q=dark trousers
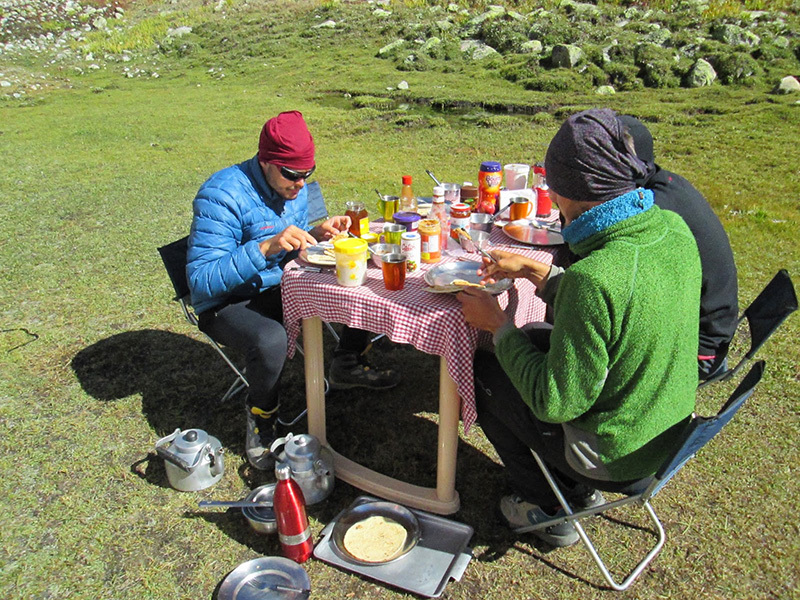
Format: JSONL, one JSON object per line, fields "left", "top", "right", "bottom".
{"left": 475, "top": 323, "right": 648, "bottom": 509}
{"left": 198, "top": 286, "right": 369, "bottom": 412}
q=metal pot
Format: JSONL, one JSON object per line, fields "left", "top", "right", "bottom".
{"left": 155, "top": 428, "right": 224, "bottom": 492}
{"left": 242, "top": 483, "right": 277, "bottom": 534}
{"left": 270, "top": 433, "right": 334, "bottom": 505}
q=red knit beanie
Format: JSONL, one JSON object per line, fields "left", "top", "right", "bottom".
{"left": 257, "top": 111, "right": 315, "bottom": 170}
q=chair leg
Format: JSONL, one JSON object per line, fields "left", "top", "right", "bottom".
{"left": 220, "top": 377, "right": 248, "bottom": 403}
{"left": 522, "top": 450, "right": 666, "bottom": 591}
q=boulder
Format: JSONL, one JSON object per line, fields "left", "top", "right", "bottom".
{"left": 461, "top": 40, "right": 500, "bottom": 60}
{"left": 313, "top": 20, "right": 336, "bottom": 29}
{"left": 687, "top": 58, "right": 716, "bottom": 87}
{"left": 551, "top": 44, "right": 583, "bottom": 68}
{"left": 167, "top": 26, "right": 192, "bottom": 38}
{"left": 420, "top": 37, "right": 442, "bottom": 55}
{"left": 596, "top": 85, "right": 616, "bottom": 95}
{"left": 520, "top": 40, "right": 543, "bottom": 54}
{"left": 774, "top": 75, "right": 800, "bottom": 94}
{"left": 712, "top": 24, "right": 760, "bottom": 47}
{"left": 377, "top": 39, "right": 405, "bottom": 57}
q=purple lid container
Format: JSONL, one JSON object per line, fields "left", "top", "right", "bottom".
{"left": 480, "top": 161, "right": 502, "bottom": 172}
{"left": 393, "top": 211, "right": 422, "bottom": 231}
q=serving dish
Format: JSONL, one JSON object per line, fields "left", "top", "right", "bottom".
{"left": 242, "top": 483, "right": 276, "bottom": 535}
{"left": 330, "top": 500, "right": 421, "bottom": 565}
{"left": 424, "top": 261, "right": 512, "bottom": 295}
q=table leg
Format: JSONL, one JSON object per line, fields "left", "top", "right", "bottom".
{"left": 302, "top": 316, "right": 327, "bottom": 445}
{"left": 302, "top": 317, "right": 461, "bottom": 515}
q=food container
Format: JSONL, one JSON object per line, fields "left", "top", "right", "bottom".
{"left": 345, "top": 200, "right": 369, "bottom": 237}
{"left": 400, "top": 231, "right": 421, "bottom": 273}
{"left": 393, "top": 211, "right": 422, "bottom": 232}
{"left": 418, "top": 219, "right": 442, "bottom": 264}
{"left": 449, "top": 203, "right": 471, "bottom": 240}
{"left": 242, "top": 483, "right": 277, "bottom": 534}
{"left": 478, "top": 161, "right": 502, "bottom": 215}
{"left": 334, "top": 238, "right": 368, "bottom": 286}
{"left": 460, "top": 185, "right": 478, "bottom": 211}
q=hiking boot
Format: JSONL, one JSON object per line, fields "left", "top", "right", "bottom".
{"left": 328, "top": 352, "right": 400, "bottom": 391}
{"left": 499, "top": 495, "right": 579, "bottom": 547}
{"left": 245, "top": 405, "right": 279, "bottom": 470}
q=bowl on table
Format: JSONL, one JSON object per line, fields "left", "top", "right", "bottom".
{"left": 370, "top": 243, "right": 401, "bottom": 268}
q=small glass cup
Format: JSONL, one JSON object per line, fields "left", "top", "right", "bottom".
{"left": 381, "top": 253, "right": 407, "bottom": 291}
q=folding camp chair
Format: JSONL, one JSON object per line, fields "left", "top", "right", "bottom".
{"left": 699, "top": 269, "right": 796, "bottom": 389}
{"left": 515, "top": 361, "right": 766, "bottom": 591}
{"left": 158, "top": 236, "right": 249, "bottom": 404}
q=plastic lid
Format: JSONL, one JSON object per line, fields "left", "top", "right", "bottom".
{"left": 480, "top": 161, "right": 502, "bottom": 171}
{"left": 333, "top": 237, "right": 368, "bottom": 255}
{"left": 402, "top": 175, "right": 412, "bottom": 185}
{"left": 432, "top": 185, "right": 444, "bottom": 197}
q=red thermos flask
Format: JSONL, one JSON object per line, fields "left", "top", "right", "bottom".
{"left": 273, "top": 462, "right": 314, "bottom": 563}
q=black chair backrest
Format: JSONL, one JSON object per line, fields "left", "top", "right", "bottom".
{"left": 157, "top": 236, "right": 190, "bottom": 301}
{"left": 650, "top": 360, "right": 765, "bottom": 497}
{"left": 744, "top": 270, "right": 797, "bottom": 359}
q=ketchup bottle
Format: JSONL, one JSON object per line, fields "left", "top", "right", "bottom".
{"left": 273, "top": 462, "right": 313, "bottom": 563}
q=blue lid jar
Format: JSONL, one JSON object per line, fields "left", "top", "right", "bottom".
{"left": 480, "top": 161, "right": 502, "bottom": 172}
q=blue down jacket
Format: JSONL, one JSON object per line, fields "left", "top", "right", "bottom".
{"left": 187, "top": 155, "right": 310, "bottom": 314}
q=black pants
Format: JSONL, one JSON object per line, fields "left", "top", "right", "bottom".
{"left": 475, "top": 323, "right": 649, "bottom": 509}
{"left": 198, "top": 286, "right": 369, "bottom": 412}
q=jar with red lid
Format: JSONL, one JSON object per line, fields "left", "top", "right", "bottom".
{"left": 449, "top": 203, "right": 471, "bottom": 240}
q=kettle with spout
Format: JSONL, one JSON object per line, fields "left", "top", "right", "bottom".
{"left": 270, "top": 433, "right": 334, "bottom": 505}
{"left": 155, "top": 428, "right": 225, "bottom": 492}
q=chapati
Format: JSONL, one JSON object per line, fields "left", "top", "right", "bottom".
{"left": 342, "top": 515, "right": 408, "bottom": 562}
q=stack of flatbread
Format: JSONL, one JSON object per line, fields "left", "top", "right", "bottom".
{"left": 342, "top": 515, "right": 408, "bottom": 562}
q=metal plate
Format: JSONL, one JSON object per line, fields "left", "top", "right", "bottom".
{"left": 424, "top": 261, "right": 512, "bottom": 295}
{"left": 330, "top": 501, "right": 421, "bottom": 565}
{"left": 502, "top": 221, "right": 564, "bottom": 246}
{"left": 218, "top": 557, "right": 310, "bottom": 600}
{"left": 299, "top": 243, "right": 335, "bottom": 266}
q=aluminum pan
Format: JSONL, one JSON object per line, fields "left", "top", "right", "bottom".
{"left": 502, "top": 221, "right": 564, "bottom": 246}
{"left": 424, "top": 261, "right": 512, "bottom": 295}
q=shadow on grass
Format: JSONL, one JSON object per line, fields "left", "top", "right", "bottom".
{"left": 70, "top": 329, "right": 545, "bottom": 563}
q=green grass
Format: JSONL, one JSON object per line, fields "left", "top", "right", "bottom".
{"left": 1, "top": 1, "right": 799, "bottom": 598}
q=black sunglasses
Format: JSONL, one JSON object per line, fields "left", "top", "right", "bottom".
{"left": 280, "top": 165, "right": 315, "bottom": 182}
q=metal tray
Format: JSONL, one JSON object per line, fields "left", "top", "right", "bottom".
{"left": 424, "top": 261, "right": 512, "bottom": 295}
{"left": 313, "top": 496, "right": 474, "bottom": 598}
{"left": 502, "top": 221, "right": 564, "bottom": 246}
{"left": 218, "top": 557, "right": 310, "bottom": 600}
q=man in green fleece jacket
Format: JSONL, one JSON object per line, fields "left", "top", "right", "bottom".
{"left": 458, "top": 108, "right": 701, "bottom": 547}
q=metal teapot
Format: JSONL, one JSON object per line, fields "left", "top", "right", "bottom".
{"left": 270, "top": 433, "right": 334, "bottom": 505}
{"left": 155, "top": 428, "right": 225, "bottom": 492}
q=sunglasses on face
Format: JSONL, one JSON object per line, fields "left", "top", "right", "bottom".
{"left": 280, "top": 165, "right": 316, "bottom": 182}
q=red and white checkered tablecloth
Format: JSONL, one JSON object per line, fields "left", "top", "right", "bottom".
{"left": 281, "top": 224, "right": 562, "bottom": 433}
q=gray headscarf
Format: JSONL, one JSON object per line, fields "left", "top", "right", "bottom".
{"left": 544, "top": 108, "right": 650, "bottom": 204}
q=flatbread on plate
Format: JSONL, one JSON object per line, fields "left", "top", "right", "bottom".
{"left": 342, "top": 515, "right": 408, "bottom": 563}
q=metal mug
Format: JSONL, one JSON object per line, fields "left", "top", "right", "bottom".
{"left": 377, "top": 195, "right": 399, "bottom": 222}
{"left": 380, "top": 223, "right": 405, "bottom": 245}
{"left": 509, "top": 196, "right": 533, "bottom": 221}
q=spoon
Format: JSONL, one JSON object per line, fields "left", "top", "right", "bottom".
{"left": 374, "top": 188, "right": 384, "bottom": 201}
{"left": 198, "top": 499, "right": 273, "bottom": 509}
{"left": 426, "top": 169, "right": 442, "bottom": 186}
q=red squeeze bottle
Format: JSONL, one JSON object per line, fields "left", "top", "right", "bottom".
{"left": 273, "top": 463, "right": 313, "bottom": 563}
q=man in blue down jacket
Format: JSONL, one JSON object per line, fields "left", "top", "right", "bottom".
{"left": 187, "top": 111, "right": 398, "bottom": 469}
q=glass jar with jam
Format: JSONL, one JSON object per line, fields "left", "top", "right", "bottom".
{"left": 418, "top": 218, "right": 442, "bottom": 264}
{"left": 449, "top": 203, "right": 471, "bottom": 240}
{"left": 345, "top": 201, "right": 369, "bottom": 237}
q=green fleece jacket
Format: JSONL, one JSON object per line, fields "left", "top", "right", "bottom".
{"left": 495, "top": 203, "right": 701, "bottom": 481}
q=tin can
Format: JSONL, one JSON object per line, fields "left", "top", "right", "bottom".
{"left": 418, "top": 219, "right": 441, "bottom": 264}
{"left": 477, "top": 161, "right": 502, "bottom": 215}
{"left": 449, "top": 203, "right": 471, "bottom": 240}
{"left": 400, "top": 231, "right": 421, "bottom": 272}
